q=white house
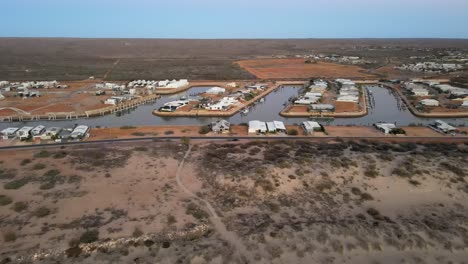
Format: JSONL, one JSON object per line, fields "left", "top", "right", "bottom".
{"left": 225, "top": 82, "right": 237, "bottom": 88}
{"left": 1, "top": 127, "right": 19, "bottom": 139}
{"left": 248, "top": 120, "right": 267, "bottom": 134}
{"left": 295, "top": 98, "right": 320, "bottom": 105}
{"left": 31, "top": 125, "right": 46, "bottom": 137}
{"left": 337, "top": 95, "right": 359, "bottom": 103}
{"left": 374, "top": 123, "right": 397, "bottom": 134}
{"left": 412, "top": 88, "right": 429, "bottom": 96}
{"left": 43, "top": 127, "right": 62, "bottom": 139}
{"left": 210, "top": 119, "right": 231, "bottom": 133}
{"left": 105, "top": 98, "right": 119, "bottom": 105}
{"left": 420, "top": 99, "right": 439, "bottom": 106}
{"left": 431, "top": 120, "right": 456, "bottom": 134}
{"left": 302, "top": 121, "right": 321, "bottom": 134}
{"left": 205, "top": 97, "right": 239, "bottom": 111}
{"left": 70, "top": 125, "right": 89, "bottom": 139}
{"left": 206, "top": 87, "right": 226, "bottom": 95}
{"left": 462, "top": 101, "right": 468, "bottom": 107}
{"left": 16, "top": 126, "right": 34, "bottom": 140}
{"left": 266, "top": 121, "right": 286, "bottom": 133}
{"left": 310, "top": 104, "right": 335, "bottom": 111}
{"left": 304, "top": 92, "right": 323, "bottom": 98}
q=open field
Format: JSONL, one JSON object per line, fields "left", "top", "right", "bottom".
{"left": 0, "top": 80, "right": 114, "bottom": 117}
{"left": 0, "top": 140, "right": 467, "bottom": 263}
{"left": 1, "top": 38, "right": 468, "bottom": 81}
{"left": 237, "top": 59, "right": 375, "bottom": 79}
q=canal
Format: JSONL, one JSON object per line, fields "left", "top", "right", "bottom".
{"left": 0, "top": 85, "right": 466, "bottom": 130}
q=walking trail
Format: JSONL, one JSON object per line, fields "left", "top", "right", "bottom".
{"left": 176, "top": 145, "right": 254, "bottom": 263}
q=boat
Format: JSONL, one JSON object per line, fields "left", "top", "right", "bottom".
{"left": 241, "top": 108, "right": 249, "bottom": 115}
{"left": 260, "top": 98, "right": 265, "bottom": 103}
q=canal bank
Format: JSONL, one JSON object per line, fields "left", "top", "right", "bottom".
{"left": 0, "top": 85, "right": 466, "bottom": 130}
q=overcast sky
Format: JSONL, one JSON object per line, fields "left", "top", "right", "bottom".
{"left": 1, "top": 0, "right": 467, "bottom": 38}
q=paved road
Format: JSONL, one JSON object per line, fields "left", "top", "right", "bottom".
{"left": 0, "top": 135, "right": 467, "bottom": 151}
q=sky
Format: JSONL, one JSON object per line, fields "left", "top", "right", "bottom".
{"left": 1, "top": 0, "right": 468, "bottom": 39}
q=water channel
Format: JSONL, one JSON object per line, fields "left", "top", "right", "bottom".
{"left": 0, "top": 85, "right": 466, "bottom": 130}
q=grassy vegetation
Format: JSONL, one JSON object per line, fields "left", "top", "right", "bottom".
{"left": 79, "top": 230, "right": 99, "bottom": 244}
{"left": 20, "top": 159, "right": 32, "bottom": 166}
{"left": 3, "top": 231, "right": 17, "bottom": 243}
{"left": 0, "top": 195, "right": 13, "bottom": 206}
{"left": 34, "top": 150, "right": 50, "bottom": 158}
{"left": 33, "top": 206, "right": 51, "bottom": 218}
{"left": 198, "top": 126, "right": 211, "bottom": 134}
{"left": 4, "top": 177, "right": 30, "bottom": 190}
{"left": 32, "top": 163, "right": 46, "bottom": 170}
{"left": 12, "top": 201, "right": 28, "bottom": 212}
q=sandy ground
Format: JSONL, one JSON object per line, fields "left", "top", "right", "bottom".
{"left": 0, "top": 80, "right": 115, "bottom": 116}
{"left": 0, "top": 140, "right": 467, "bottom": 263}
{"left": 237, "top": 59, "right": 375, "bottom": 79}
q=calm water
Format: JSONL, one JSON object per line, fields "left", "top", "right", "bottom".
{"left": 0, "top": 86, "right": 466, "bottom": 129}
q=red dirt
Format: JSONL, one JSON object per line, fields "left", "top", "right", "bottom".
{"left": 335, "top": 102, "right": 359, "bottom": 113}
{"left": 237, "top": 59, "right": 375, "bottom": 79}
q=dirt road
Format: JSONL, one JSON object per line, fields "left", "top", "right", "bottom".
{"left": 176, "top": 145, "right": 253, "bottom": 263}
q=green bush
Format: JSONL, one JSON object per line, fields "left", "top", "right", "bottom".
{"left": 3, "top": 231, "right": 16, "bottom": 242}
{"left": 32, "top": 163, "right": 46, "bottom": 170}
{"left": 288, "top": 129, "right": 299, "bottom": 136}
{"left": 20, "top": 159, "right": 32, "bottom": 166}
{"left": 34, "top": 207, "right": 51, "bottom": 218}
{"left": 12, "top": 201, "right": 28, "bottom": 212}
{"left": 34, "top": 150, "right": 50, "bottom": 158}
{"left": 0, "top": 195, "right": 13, "bottom": 206}
{"left": 164, "top": 130, "right": 174, "bottom": 135}
{"left": 79, "top": 230, "right": 99, "bottom": 244}
{"left": 198, "top": 126, "right": 211, "bottom": 134}
{"left": 4, "top": 178, "right": 30, "bottom": 190}
{"left": 120, "top": 126, "right": 136, "bottom": 130}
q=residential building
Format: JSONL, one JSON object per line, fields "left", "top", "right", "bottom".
{"left": 430, "top": 120, "right": 457, "bottom": 134}
{"left": 210, "top": 120, "right": 231, "bottom": 133}
{"left": 412, "top": 88, "right": 429, "bottom": 96}
{"left": 266, "top": 121, "right": 286, "bottom": 133}
{"left": 302, "top": 121, "right": 322, "bottom": 134}
{"left": 43, "top": 127, "right": 62, "bottom": 139}
{"left": 205, "top": 97, "right": 239, "bottom": 111}
{"left": 206, "top": 87, "right": 226, "bottom": 95}
{"left": 420, "top": 99, "right": 439, "bottom": 106}
{"left": 310, "top": 104, "right": 335, "bottom": 111}
{"left": 337, "top": 95, "right": 359, "bottom": 103}
{"left": 71, "top": 125, "right": 89, "bottom": 139}
{"left": 1, "top": 127, "right": 19, "bottom": 139}
{"left": 31, "top": 125, "right": 46, "bottom": 137}
{"left": 248, "top": 120, "right": 267, "bottom": 134}
{"left": 16, "top": 126, "right": 34, "bottom": 140}
{"left": 374, "top": 123, "right": 397, "bottom": 134}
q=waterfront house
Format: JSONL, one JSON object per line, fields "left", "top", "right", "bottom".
{"left": 31, "top": 125, "right": 46, "bottom": 137}
{"left": 373, "top": 123, "right": 399, "bottom": 134}
{"left": 420, "top": 99, "right": 439, "bottom": 106}
{"left": 430, "top": 120, "right": 457, "bottom": 134}
{"left": 16, "top": 126, "right": 34, "bottom": 140}
{"left": 302, "top": 121, "right": 322, "bottom": 135}
{"left": 412, "top": 88, "right": 429, "bottom": 96}
{"left": 210, "top": 119, "right": 231, "bottom": 133}
{"left": 337, "top": 95, "right": 359, "bottom": 103}
{"left": 1, "top": 127, "right": 19, "bottom": 139}
{"left": 310, "top": 104, "right": 335, "bottom": 111}
{"left": 57, "top": 129, "right": 73, "bottom": 141}
{"left": 266, "top": 121, "right": 286, "bottom": 133}
{"left": 43, "top": 127, "right": 62, "bottom": 139}
{"left": 205, "top": 97, "right": 239, "bottom": 111}
{"left": 248, "top": 120, "right": 267, "bottom": 134}
{"left": 71, "top": 125, "right": 90, "bottom": 139}
{"left": 206, "top": 87, "right": 226, "bottom": 95}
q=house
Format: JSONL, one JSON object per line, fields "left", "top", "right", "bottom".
{"left": 16, "top": 126, "right": 34, "bottom": 140}
{"left": 105, "top": 98, "right": 119, "bottom": 105}
{"left": 43, "top": 127, "right": 62, "bottom": 139}
{"left": 31, "top": 125, "right": 46, "bottom": 137}
{"left": 0, "top": 92, "right": 4, "bottom": 100}
{"left": 412, "top": 88, "right": 429, "bottom": 96}
{"left": 57, "top": 129, "right": 73, "bottom": 141}
{"left": 337, "top": 95, "right": 359, "bottom": 103}
{"left": 210, "top": 119, "right": 230, "bottom": 133}
{"left": 302, "top": 121, "right": 322, "bottom": 134}
{"left": 462, "top": 101, "right": 468, "bottom": 107}
{"left": 205, "top": 97, "right": 239, "bottom": 111}
{"left": 420, "top": 99, "right": 439, "bottom": 106}
{"left": 159, "top": 100, "right": 189, "bottom": 112}
{"left": 304, "top": 92, "right": 323, "bottom": 98}
{"left": 248, "top": 120, "right": 267, "bottom": 134}
{"left": 310, "top": 104, "right": 335, "bottom": 111}
{"left": 430, "top": 120, "right": 456, "bottom": 134}
{"left": 295, "top": 98, "right": 320, "bottom": 105}
{"left": 374, "top": 123, "right": 397, "bottom": 134}
{"left": 1, "top": 127, "right": 19, "bottom": 139}
{"left": 95, "top": 90, "right": 105, "bottom": 96}
{"left": 246, "top": 83, "right": 268, "bottom": 91}
{"left": 71, "top": 125, "right": 89, "bottom": 139}
{"left": 225, "top": 82, "right": 237, "bottom": 88}
{"left": 206, "top": 87, "right": 226, "bottom": 95}
{"left": 266, "top": 121, "right": 286, "bottom": 133}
